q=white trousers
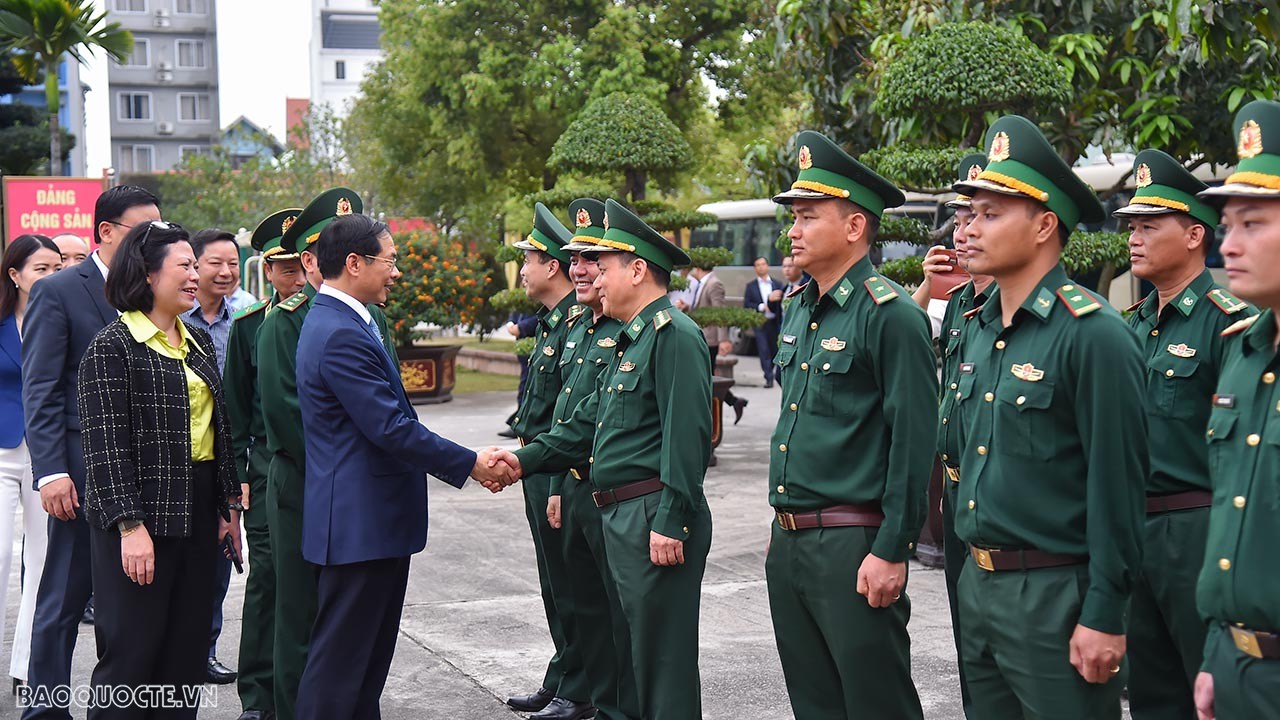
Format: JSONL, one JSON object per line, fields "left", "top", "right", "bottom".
{"left": 0, "top": 440, "right": 48, "bottom": 681}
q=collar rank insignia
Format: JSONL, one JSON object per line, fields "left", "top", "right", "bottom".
{"left": 336, "top": 197, "right": 353, "bottom": 215}
{"left": 597, "top": 337, "right": 617, "bottom": 348}
{"left": 1010, "top": 363, "right": 1045, "bottom": 382}
{"left": 1182, "top": 296, "right": 1195, "bottom": 307}
{"left": 838, "top": 285, "right": 850, "bottom": 297}
{"left": 542, "top": 345, "right": 556, "bottom": 357}
{"left": 619, "top": 361, "right": 636, "bottom": 372}
{"left": 1166, "top": 343, "right": 1197, "bottom": 358}
{"left": 630, "top": 320, "right": 643, "bottom": 333}
{"left": 1212, "top": 394, "right": 1236, "bottom": 409}
{"left": 820, "top": 337, "right": 846, "bottom": 352}
{"left": 1037, "top": 296, "right": 1052, "bottom": 309}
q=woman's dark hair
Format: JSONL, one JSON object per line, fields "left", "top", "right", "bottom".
{"left": 0, "top": 234, "right": 60, "bottom": 320}
{"left": 104, "top": 221, "right": 190, "bottom": 313}
{"left": 315, "top": 214, "right": 388, "bottom": 279}
{"left": 94, "top": 185, "right": 161, "bottom": 243}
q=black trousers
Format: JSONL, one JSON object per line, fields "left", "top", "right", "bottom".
{"left": 295, "top": 556, "right": 411, "bottom": 720}
{"left": 86, "top": 462, "right": 220, "bottom": 720}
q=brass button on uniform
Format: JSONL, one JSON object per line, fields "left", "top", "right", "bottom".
{"left": 810, "top": 322, "right": 818, "bottom": 330}
{"left": 597, "top": 421, "right": 603, "bottom": 428}
{"left": 1016, "top": 396, "right": 1026, "bottom": 405}
{"left": 779, "top": 444, "right": 787, "bottom": 452}
{"left": 682, "top": 526, "right": 689, "bottom": 533}
{"left": 616, "top": 383, "right": 624, "bottom": 390}
{"left": 617, "top": 351, "right": 623, "bottom": 357}
{"left": 1219, "top": 558, "right": 1231, "bottom": 571}
{"left": 968, "top": 500, "right": 976, "bottom": 509}
{"left": 995, "top": 340, "right": 1006, "bottom": 350}
{"left": 1265, "top": 372, "right": 1276, "bottom": 384}
{"left": 1150, "top": 329, "right": 1159, "bottom": 337}
{"left": 577, "top": 358, "right": 584, "bottom": 364}
{"left": 907, "top": 542, "right": 915, "bottom": 550}
{"left": 1233, "top": 496, "right": 1246, "bottom": 509}
{"left": 942, "top": 417, "right": 949, "bottom": 425}
{"left": 776, "top": 485, "right": 785, "bottom": 493}
{"left": 1165, "top": 369, "right": 1175, "bottom": 378}
{"left": 565, "top": 388, "right": 572, "bottom": 394}
{"left": 950, "top": 382, "right": 958, "bottom": 390}
{"left": 607, "top": 387, "right": 613, "bottom": 393}
{"left": 977, "top": 445, "right": 988, "bottom": 455}
{"left": 789, "top": 403, "right": 798, "bottom": 411}
{"left": 984, "top": 392, "right": 994, "bottom": 402}
{"left": 1247, "top": 433, "right": 1261, "bottom": 446}
{"left": 822, "top": 363, "right": 831, "bottom": 371}
{"left": 800, "top": 362, "right": 809, "bottom": 371}
{"left": 941, "top": 453, "right": 949, "bottom": 462}
{"left": 955, "top": 391, "right": 962, "bottom": 400}
{"left": 588, "top": 456, "right": 594, "bottom": 463}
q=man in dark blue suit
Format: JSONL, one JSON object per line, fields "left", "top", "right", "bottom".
{"left": 742, "top": 256, "right": 783, "bottom": 387}
{"left": 20, "top": 186, "right": 160, "bottom": 719}
{"left": 293, "top": 214, "right": 515, "bottom": 718}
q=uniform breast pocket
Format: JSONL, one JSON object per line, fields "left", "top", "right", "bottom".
{"left": 1204, "top": 407, "right": 1237, "bottom": 479}
{"left": 605, "top": 371, "right": 643, "bottom": 429}
{"left": 995, "top": 379, "right": 1056, "bottom": 458}
{"left": 774, "top": 344, "right": 796, "bottom": 369}
{"left": 811, "top": 350, "right": 856, "bottom": 417}
{"left": 1147, "top": 355, "right": 1203, "bottom": 419}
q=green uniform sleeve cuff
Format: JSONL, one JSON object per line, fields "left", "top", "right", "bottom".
{"left": 871, "top": 531, "right": 917, "bottom": 563}
{"left": 549, "top": 473, "right": 564, "bottom": 495}
{"left": 652, "top": 508, "right": 691, "bottom": 541}
{"left": 513, "top": 445, "right": 545, "bottom": 477}
{"left": 1078, "top": 591, "right": 1127, "bottom": 635}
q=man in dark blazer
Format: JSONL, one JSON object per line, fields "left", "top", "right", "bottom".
{"left": 293, "top": 214, "right": 513, "bottom": 718}
{"left": 742, "top": 256, "right": 783, "bottom": 387}
{"left": 20, "top": 186, "right": 160, "bottom": 719}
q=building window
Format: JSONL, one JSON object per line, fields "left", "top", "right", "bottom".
{"left": 335, "top": 60, "right": 346, "bottom": 80}
{"left": 174, "top": 0, "right": 207, "bottom": 13}
{"left": 119, "top": 145, "right": 154, "bottom": 173}
{"left": 176, "top": 39, "right": 206, "bottom": 69}
{"left": 112, "top": 0, "right": 146, "bottom": 12}
{"left": 179, "top": 145, "right": 208, "bottom": 160}
{"left": 117, "top": 92, "right": 152, "bottom": 121}
{"left": 121, "top": 38, "right": 150, "bottom": 67}
{"left": 177, "top": 93, "right": 211, "bottom": 121}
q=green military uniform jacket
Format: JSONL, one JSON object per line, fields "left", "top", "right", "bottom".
{"left": 938, "top": 280, "right": 994, "bottom": 467}
{"left": 954, "top": 264, "right": 1148, "bottom": 634}
{"left": 1198, "top": 309, "right": 1280, "bottom": 632}
{"left": 512, "top": 292, "right": 579, "bottom": 441}
{"left": 515, "top": 297, "right": 711, "bottom": 541}
{"left": 770, "top": 256, "right": 937, "bottom": 563}
{"left": 547, "top": 310, "right": 624, "bottom": 495}
{"left": 1127, "top": 270, "right": 1255, "bottom": 494}
{"left": 225, "top": 294, "right": 278, "bottom": 486}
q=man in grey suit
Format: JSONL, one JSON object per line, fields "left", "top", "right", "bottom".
{"left": 20, "top": 186, "right": 161, "bottom": 719}
{"left": 688, "top": 260, "right": 748, "bottom": 423}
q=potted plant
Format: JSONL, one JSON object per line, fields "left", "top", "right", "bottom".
{"left": 383, "top": 229, "right": 492, "bottom": 403}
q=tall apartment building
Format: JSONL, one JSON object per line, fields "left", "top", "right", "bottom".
{"left": 310, "top": 0, "right": 381, "bottom": 114}
{"left": 107, "top": 0, "right": 220, "bottom": 173}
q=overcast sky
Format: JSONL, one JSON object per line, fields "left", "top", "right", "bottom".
{"left": 83, "top": 0, "right": 313, "bottom": 173}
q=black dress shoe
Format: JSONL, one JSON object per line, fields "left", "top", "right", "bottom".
{"left": 205, "top": 657, "right": 237, "bottom": 685}
{"left": 81, "top": 601, "right": 94, "bottom": 625}
{"left": 732, "top": 397, "right": 749, "bottom": 424}
{"left": 507, "top": 686, "right": 555, "bottom": 712}
{"left": 763, "top": 378, "right": 774, "bottom": 388}
{"left": 529, "top": 697, "right": 597, "bottom": 720}
{"left": 497, "top": 427, "right": 518, "bottom": 439}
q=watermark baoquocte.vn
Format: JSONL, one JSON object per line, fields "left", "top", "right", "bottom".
{"left": 17, "top": 684, "right": 219, "bottom": 709}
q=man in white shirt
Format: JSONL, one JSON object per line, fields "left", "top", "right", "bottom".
{"left": 742, "top": 256, "right": 783, "bottom": 387}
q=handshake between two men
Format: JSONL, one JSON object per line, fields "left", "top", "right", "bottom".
{"left": 470, "top": 447, "right": 524, "bottom": 493}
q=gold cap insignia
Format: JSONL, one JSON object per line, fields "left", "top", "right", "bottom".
{"left": 1239, "top": 119, "right": 1264, "bottom": 160}
{"left": 989, "top": 132, "right": 1011, "bottom": 163}
{"left": 576, "top": 208, "right": 591, "bottom": 228}
{"left": 1166, "top": 343, "right": 1197, "bottom": 358}
{"left": 798, "top": 145, "right": 813, "bottom": 170}
{"left": 1010, "top": 362, "right": 1045, "bottom": 382}
{"left": 281, "top": 215, "right": 296, "bottom": 234}
{"left": 619, "top": 361, "right": 636, "bottom": 372}
{"left": 1135, "top": 163, "right": 1152, "bottom": 188}
{"left": 966, "top": 163, "right": 982, "bottom": 181}
{"left": 542, "top": 345, "right": 556, "bottom": 357}
{"left": 597, "top": 337, "right": 617, "bottom": 348}
{"left": 820, "top": 337, "right": 846, "bottom": 352}
{"left": 336, "top": 197, "right": 353, "bottom": 215}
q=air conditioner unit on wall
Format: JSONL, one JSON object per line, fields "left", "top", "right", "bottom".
{"left": 157, "top": 122, "right": 175, "bottom": 135}
{"left": 154, "top": 9, "right": 170, "bottom": 27}
{"left": 157, "top": 69, "right": 173, "bottom": 81}
{"left": 158, "top": 61, "right": 173, "bottom": 71}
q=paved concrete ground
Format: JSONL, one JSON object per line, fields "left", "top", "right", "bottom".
{"left": 0, "top": 378, "right": 969, "bottom": 719}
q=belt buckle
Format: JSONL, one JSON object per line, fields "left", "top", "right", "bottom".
{"left": 776, "top": 511, "right": 798, "bottom": 531}
{"left": 570, "top": 468, "right": 582, "bottom": 481}
{"left": 1231, "top": 626, "right": 1264, "bottom": 659}
{"left": 971, "top": 546, "right": 995, "bottom": 572}
{"left": 944, "top": 466, "right": 961, "bottom": 483}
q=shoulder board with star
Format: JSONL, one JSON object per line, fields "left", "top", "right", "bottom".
{"left": 567, "top": 305, "right": 586, "bottom": 323}
{"left": 962, "top": 305, "right": 984, "bottom": 320}
{"left": 233, "top": 298, "right": 269, "bottom": 321}
{"left": 785, "top": 282, "right": 808, "bottom": 299}
{"left": 1220, "top": 314, "right": 1260, "bottom": 337}
{"left": 1055, "top": 284, "right": 1102, "bottom": 318}
{"left": 943, "top": 281, "right": 967, "bottom": 298}
{"left": 1125, "top": 296, "right": 1147, "bottom": 313}
{"left": 653, "top": 309, "right": 673, "bottom": 331}
{"left": 277, "top": 291, "right": 309, "bottom": 313}
{"left": 864, "top": 276, "right": 899, "bottom": 305}
{"left": 1207, "top": 288, "right": 1250, "bottom": 315}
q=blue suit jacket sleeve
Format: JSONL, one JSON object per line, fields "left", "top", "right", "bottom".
{"left": 22, "top": 277, "right": 72, "bottom": 486}
{"left": 322, "top": 324, "right": 476, "bottom": 486}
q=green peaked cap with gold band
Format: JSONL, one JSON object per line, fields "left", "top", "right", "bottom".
{"left": 251, "top": 208, "right": 303, "bottom": 261}
{"left": 953, "top": 115, "right": 1105, "bottom": 230}
{"left": 562, "top": 198, "right": 607, "bottom": 252}
{"left": 582, "top": 198, "right": 691, "bottom": 272}
{"left": 772, "top": 130, "right": 905, "bottom": 218}
{"left": 1199, "top": 99, "right": 1280, "bottom": 201}
{"left": 512, "top": 202, "right": 573, "bottom": 264}
{"left": 946, "top": 153, "right": 989, "bottom": 209}
{"left": 1112, "top": 149, "right": 1218, "bottom": 227}
{"left": 280, "top": 187, "right": 363, "bottom": 255}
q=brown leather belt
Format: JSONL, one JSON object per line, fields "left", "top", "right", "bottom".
{"left": 775, "top": 502, "right": 884, "bottom": 531}
{"left": 1229, "top": 624, "right": 1280, "bottom": 660}
{"left": 569, "top": 467, "right": 590, "bottom": 483}
{"left": 1146, "top": 490, "right": 1212, "bottom": 514}
{"left": 593, "top": 477, "right": 662, "bottom": 508}
{"left": 969, "top": 545, "right": 1087, "bottom": 572}
{"left": 944, "top": 465, "right": 961, "bottom": 483}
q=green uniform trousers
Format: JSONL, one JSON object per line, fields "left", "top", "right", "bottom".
{"left": 602, "top": 491, "right": 711, "bottom": 720}
{"left": 766, "top": 524, "right": 923, "bottom": 720}
{"left": 1202, "top": 623, "right": 1280, "bottom": 720}
{"left": 942, "top": 480, "right": 974, "bottom": 718}
{"left": 559, "top": 477, "right": 640, "bottom": 719}
{"left": 1127, "top": 507, "right": 1209, "bottom": 719}
{"left": 237, "top": 442, "right": 275, "bottom": 712}
{"left": 958, "top": 561, "right": 1122, "bottom": 719}
{"left": 523, "top": 472, "right": 589, "bottom": 702}
{"left": 267, "top": 455, "right": 318, "bottom": 720}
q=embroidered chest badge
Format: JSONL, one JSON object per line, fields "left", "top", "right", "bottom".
{"left": 820, "top": 337, "right": 846, "bottom": 352}
{"left": 619, "top": 361, "right": 636, "bottom": 372}
{"left": 1166, "top": 343, "right": 1197, "bottom": 358}
{"left": 1010, "top": 363, "right": 1045, "bottom": 382}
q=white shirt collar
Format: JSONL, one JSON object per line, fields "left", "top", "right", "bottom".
{"left": 91, "top": 250, "right": 109, "bottom": 280}
{"left": 318, "top": 284, "right": 372, "bottom": 325}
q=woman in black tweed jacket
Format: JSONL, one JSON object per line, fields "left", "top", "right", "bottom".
{"left": 77, "top": 220, "right": 241, "bottom": 718}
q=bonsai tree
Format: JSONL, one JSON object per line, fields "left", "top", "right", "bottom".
{"left": 382, "top": 230, "right": 492, "bottom": 347}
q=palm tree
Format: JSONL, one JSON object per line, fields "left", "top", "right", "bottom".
{"left": 0, "top": 0, "right": 132, "bottom": 174}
